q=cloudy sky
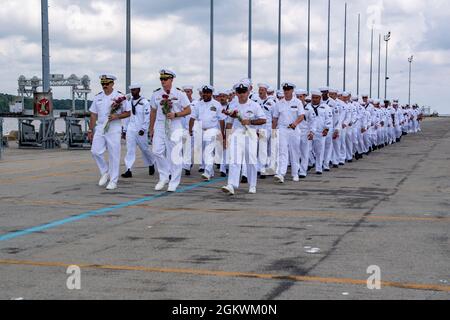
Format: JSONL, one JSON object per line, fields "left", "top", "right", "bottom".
{"left": 1, "top": 0, "right": 449, "bottom": 114}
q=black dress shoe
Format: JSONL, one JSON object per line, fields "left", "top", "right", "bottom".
{"left": 339, "top": 163, "right": 345, "bottom": 166}
{"left": 198, "top": 169, "right": 205, "bottom": 173}
{"left": 333, "top": 165, "right": 339, "bottom": 168}
{"left": 220, "top": 172, "right": 227, "bottom": 177}
{"left": 307, "top": 165, "right": 314, "bottom": 172}
{"left": 260, "top": 175, "right": 266, "bottom": 180}
{"left": 149, "top": 165, "right": 155, "bottom": 176}
{"left": 185, "top": 169, "right": 191, "bottom": 176}
{"left": 121, "top": 170, "right": 132, "bottom": 178}
{"left": 324, "top": 169, "right": 330, "bottom": 172}
{"left": 347, "top": 160, "right": 353, "bottom": 163}
{"left": 299, "top": 175, "right": 307, "bottom": 179}
{"left": 316, "top": 172, "right": 323, "bottom": 175}
{"left": 241, "top": 176, "right": 248, "bottom": 184}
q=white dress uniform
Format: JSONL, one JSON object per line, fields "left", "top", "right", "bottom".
{"left": 322, "top": 98, "right": 335, "bottom": 170}
{"left": 123, "top": 96, "right": 155, "bottom": 171}
{"left": 90, "top": 90, "right": 130, "bottom": 186}
{"left": 150, "top": 87, "right": 191, "bottom": 191}
{"left": 305, "top": 100, "right": 331, "bottom": 174}
{"left": 273, "top": 97, "right": 305, "bottom": 179}
{"left": 331, "top": 98, "right": 344, "bottom": 166}
{"left": 191, "top": 98, "right": 225, "bottom": 179}
{"left": 355, "top": 103, "right": 368, "bottom": 154}
{"left": 362, "top": 102, "right": 375, "bottom": 150}
{"left": 226, "top": 98, "right": 266, "bottom": 191}
{"left": 254, "top": 95, "right": 276, "bottom": 175}
{"left": 336, "top": 98, "right": 348, "bottom": 165}
{"left": 342, "top": 100, "right": 354, "bottom": 162}
{"left": 182, "top": 99, "right": 198, "bottom": 172}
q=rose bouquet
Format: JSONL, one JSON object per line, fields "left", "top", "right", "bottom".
{"left": 222, "top": 109, "right": 256, "bottom": 139}
{"left": 104, "top": 95, "right": 127, "bottom": 134}
{"left": 161, "top": 94, "right": 174, "bottom": 137}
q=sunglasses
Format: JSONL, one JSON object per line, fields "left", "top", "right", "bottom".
{"left": 236, "top": 89, "right": 248, "bottom": 94}
{"left": 101, "top": 81, "right": 113, "bottom": 86}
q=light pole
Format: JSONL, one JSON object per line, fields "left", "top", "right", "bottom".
{"left": 41, "top": 0, "right": 50, "bottom": 93}
{"left": 357, "top": 13, "right": 360, "bottom": 96}
{"left": 126, "top": 0, "right": 131, "bottom": 93}
{"left": 210, "top": 0, "right": 214, "bottom": 86}
{"left": 327, "top": 0, "right": 331, "bottom": 86}
{"left": 248, "top": 0, "right": 252, "bottom": 80}
{"left": 377, "top": 34, "right": 381, "bottom": 99}
{"left": 369, "top": 26, "right": 374, "bottom": 98}
{"left": 277, "top": 0, "right": 281, "bottom": 90}
{"left": 384, "top": 31, "right": 391, "bottom": 100}
{"left": 307, "top": 0, "right": 311, "bottom": 92}
{"left": 408, "top": 55, "right": 413, "bottom": 106}
{"left": 343, "top": 2, "right": 347, "bottom": 91}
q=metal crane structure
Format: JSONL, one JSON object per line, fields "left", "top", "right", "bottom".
{"left": 16, "top": 74, "right": 92, "bottom": 149}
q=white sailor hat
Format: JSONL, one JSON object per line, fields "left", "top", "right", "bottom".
{"left": 368, "top": 98, "right": 374, "bottom": 103}
{"left": 361, "top": 93, "right": 369, "bottom": 98}
{"left": 352, "top": 96, "right": 359, "bottom": 101}
{"left": 295, "top": 88, "right": 308, "bottom": 95}
{"left": 234, "top": 81, "right": 250, "bottom": 91}
{"left": 329, "top": 88, "right": 339, "bottom": 94}
{"left": 319, "top": 86, "right": 329, "bottom": 92}
{"left": 258, "top": 83, "right": 270, "bottom": 89}
{"left": 337, "top": 91, "right": 343, "bottom": 95}
{"left": 99, "top": 74, "right": 117, "bottom": 81}
{"left": 373, "top": 99, "right": 381, "bottom": 104}
{"left": 277, "top": 90, "right": 285, "bottom": 97}
{"left": 282, "top": 82, "right": 296, "bottom": 90}
{"left": 159, "top": 69, "right": 176, "bottom": 79}
{"left": 310, "top": 89, "right": 322, "bottom": 96}
{"left": 341, "top": 91, "right": 350, "bottom": 98}
{"left": 129, "top": 84, "right": 142, "bottom": 90}
{"left": 216, "top": 89, "right": 228, "bottom": 95}
{"left": 393, "top": 99, "right": 399, "bottom": 103}
{"left": 267, "top": 86, "right": 275, "bottom": 93}
{"left": 201, "top": 84, "right": 215, "bottom": 92}
{"left": 182, "top": 85, "right": 194, "bottom": 91}
{"left": 239, "top": 78, "right": 253, "bottom": 87}
{"left": 226, "top": 89, "right": 234, "bottom": 95}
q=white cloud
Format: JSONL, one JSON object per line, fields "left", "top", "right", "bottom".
{"left": 0, "top": 0, "right": 449, "bottom": 114}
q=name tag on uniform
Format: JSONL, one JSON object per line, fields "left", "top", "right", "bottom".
{"left": 290, "top": 106, "right": 297, "bottom": 109}
{"left": 210, "top": 106, "right": 217, "bottom": 112}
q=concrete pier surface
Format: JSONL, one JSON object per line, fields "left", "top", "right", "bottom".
{"left": 0, "top": 118, "right": 448, "bottom": 300}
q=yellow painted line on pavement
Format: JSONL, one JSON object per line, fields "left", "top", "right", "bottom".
{"left": 0, "top": 259, "right": 449, "bottom": 293}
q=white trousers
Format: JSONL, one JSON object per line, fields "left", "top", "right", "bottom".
{"left": 153, "top": 124, "right": 184, "bottom": 189}
{"left": 276, "top": 128, "right": 300, "bottom": 177}
{"left": 91, "top": 130, "right": 122, "bottom": 185}
{"left": 227, "top": 130, "right": 258, "bottom": 189}
{"left": 312, "top": 134, "right": 326, "bottom": 173}
{"left": 323, "top": 131, "right": 333, "bottom": 170}
{"left": 124, "top": 130, "right": 155, "bottom": 170}
{"left": 345, "top": 127, "right": 354, "bottom": 160}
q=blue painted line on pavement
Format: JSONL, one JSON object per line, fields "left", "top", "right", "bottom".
{"left": 0, "top": 178, "right": 226, "bottom": 242}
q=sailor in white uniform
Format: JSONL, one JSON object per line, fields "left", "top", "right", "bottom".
{"left": 122, "top": 84, "right": 155, "bottom": 178}
{"left": 272, "top": 82, "right": 305, "bottom": 183}
{"left": 221, "top": 81, "right": 266, "bottom": 195}
{"left": 149, "top": 69, "right": 191, "bottom": 192}
{"left": 88, "top": 74, "right": 131, "bottom": 190}
{"left": 189, "top": 85, "right": 226, "bottom": 181}
{"left": 307, "top": 90, "right": 332, "bottom": 174}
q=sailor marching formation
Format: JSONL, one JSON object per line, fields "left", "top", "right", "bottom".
{"left": 88, "top": 71, "right": 424, "bottom": 194}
